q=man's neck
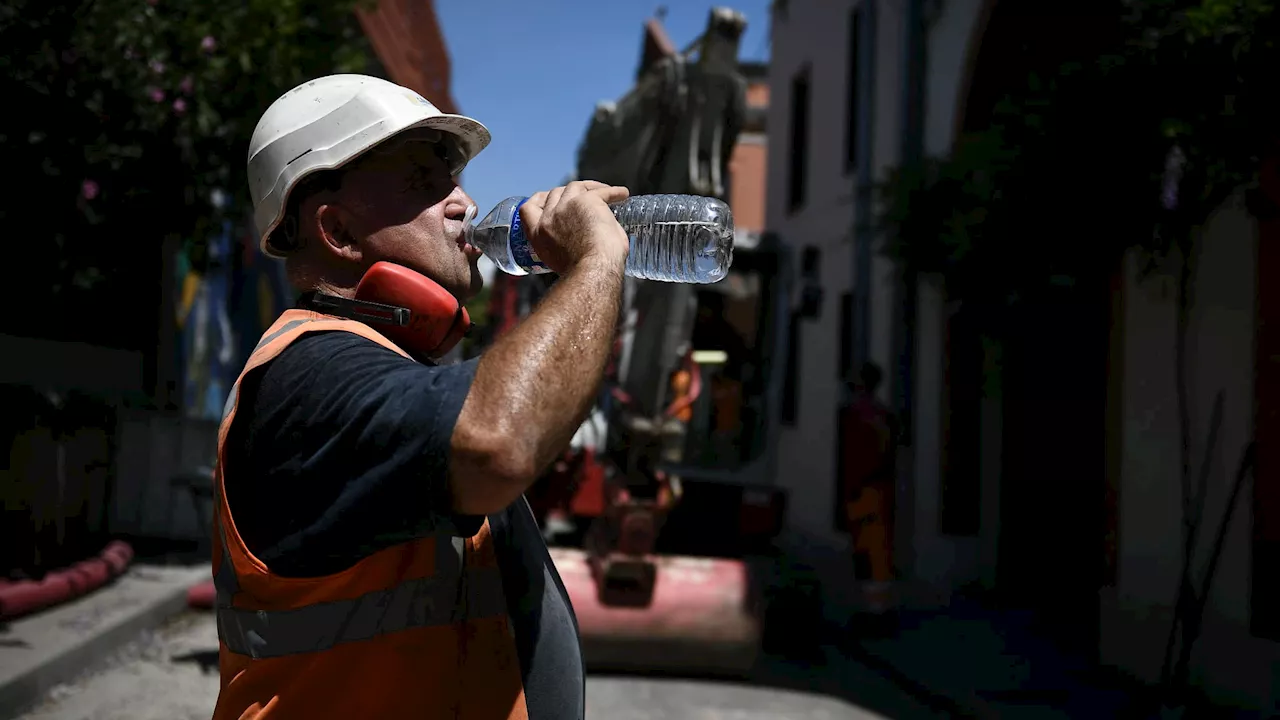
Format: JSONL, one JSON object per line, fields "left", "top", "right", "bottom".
{"left": 302, "top": 280, "right": 356, "bottom": 300}
{"left": 285, "top": 252, "right": 360, "bottom": 299}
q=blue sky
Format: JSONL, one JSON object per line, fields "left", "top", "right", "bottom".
{"left": 437, "top": 0, "right": 772, "bottom": 223}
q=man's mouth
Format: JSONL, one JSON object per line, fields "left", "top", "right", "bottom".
{"left": 457, "top": 234, "right": 482, "bottom": 259}
{"left": 457, "top": 204, "right": 480, "bottom": 258}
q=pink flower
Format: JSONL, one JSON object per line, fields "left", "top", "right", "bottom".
{"left": 82, "top": 180, "right": 99, "bottom": 201}
{"left": 200, "top": 36, "right": 216, "bottom": 52}
{"left": 147, "top": 0, "right": 157, "bottom": 5}
{"left": 148, "top": 59, "right": 165, "bottom": 74}
{"left": 173, "top": 98, "right": 187, "bottom": 114}
{"left": 147, "top": 87, "right": 165, "bottom": 102}
{"left": 179, "top": 75, "right": 194, "bottom": 94}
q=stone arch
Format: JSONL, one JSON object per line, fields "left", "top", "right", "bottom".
{"left": 953, "top": 0, "right": 1125, "bottom": 139}
{"left": 950, "top": 0, "right": 999, "bottom": 145}
{"left": 938, "top": 0, "right": 1131, "bottom": 644}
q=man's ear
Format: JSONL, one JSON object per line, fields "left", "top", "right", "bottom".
{"left": 314, "top": 203, "right": 363, "bottom": 263}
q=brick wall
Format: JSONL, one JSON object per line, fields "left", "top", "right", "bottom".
{"left": 729, "top": 140, "right": 767, "bottom": 233}
{"left": 356, "top": 0, "right": 458, "bottom": 113}
{"left": 729, "top": 80, "right": 769, "bottom": 234}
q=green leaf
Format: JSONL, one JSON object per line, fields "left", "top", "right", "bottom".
{"left": 876, "top": 0, "right": 1273, "bottom": 306}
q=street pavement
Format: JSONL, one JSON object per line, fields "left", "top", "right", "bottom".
{"left": 13, "top": 612, "right": 917, "bottom": 719}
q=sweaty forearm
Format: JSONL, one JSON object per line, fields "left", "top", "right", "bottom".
{"left": 450, "top": 258, "right": 623, "bottom": 510}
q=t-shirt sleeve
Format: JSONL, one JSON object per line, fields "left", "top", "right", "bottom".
{"left": 223, "top": 330, "right": 485, "bottom": 578}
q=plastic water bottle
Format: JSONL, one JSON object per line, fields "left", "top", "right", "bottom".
{"left": 466, "top": 194, "right": 734, "bottom": 284}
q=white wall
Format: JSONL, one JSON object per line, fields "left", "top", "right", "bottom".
{"left": 901, "top": 0, "right": 988, "bottom": 594}
{"left": 868, "top": 0, "right": 903, "bottom": 378}
{"left": 766, "top": 0, "right": 861, "bottom": 544}
{"left": 922, "top": 0, "right": 983, "bottom": 158}
{"left": 765, "top": 0, "right": 988, "bottom": 589}
{"left": 1101, "top": 192, "right": 1276, "bottom": 710}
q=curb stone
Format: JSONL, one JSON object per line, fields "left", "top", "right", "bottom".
{"left": 0, "top": 565, "right": 209, "bottom": 720}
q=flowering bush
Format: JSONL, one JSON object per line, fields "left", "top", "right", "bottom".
{"left": 0, "top": 0, "right": 376, "bottom": 347}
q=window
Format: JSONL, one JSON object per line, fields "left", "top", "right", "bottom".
{"left": 845, "top": 6, "right": 862, "bottom": 172}
{"left": 797, "top": 247, "right": 824, "bottom": 318}
{"left": 940, "top": 306, "right": 982, "bottom": 536}
{"left": 801, "top": 246, "right": 821, "bottom": 278}
{"left": 780, "top": 313, "right": 801, "bottom": 426}
{"left": 839, "top": 292, "right": 854, "bottom": 381}
{"left": 787, "top": 65, "right": 811, "bottom": 213}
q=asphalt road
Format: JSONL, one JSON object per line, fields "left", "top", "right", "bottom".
{"left": 14, "top": 613, "right": 915, "bottom": 720}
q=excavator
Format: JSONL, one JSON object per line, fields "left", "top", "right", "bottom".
{"left": 483, "top": 7, "right": 795, "bottom": 677}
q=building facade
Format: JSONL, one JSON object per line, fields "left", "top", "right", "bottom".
{"left": 766, "top": 0, "right": 1277, "bottom": 709}
{"left": 765, "top": 0, "right": 904, "bottom": 552}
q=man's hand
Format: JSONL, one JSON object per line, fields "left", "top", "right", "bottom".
{"left": 449, "top": 181, "right": 630, "bottom": 516}
{"left": 518, "top": 181, "right": 630, "bottom": 274}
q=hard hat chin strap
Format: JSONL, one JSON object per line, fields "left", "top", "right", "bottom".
{"left": 298, "top": 291, "right": 410, "bottom": 329}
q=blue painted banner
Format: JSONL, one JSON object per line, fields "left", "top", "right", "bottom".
{"left": 176, "top": 215, "right": 292, "bottom": 421}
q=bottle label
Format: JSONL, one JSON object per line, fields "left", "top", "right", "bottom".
{"left": 508, "top": 198, "right": 549, "bottom": 272}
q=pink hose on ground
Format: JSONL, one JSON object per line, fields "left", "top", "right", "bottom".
{"left": 0, "top": 541, "right": 135, "bottom": 620}
{"left": 187, "top": 579, "right": 216, "bottom": 610}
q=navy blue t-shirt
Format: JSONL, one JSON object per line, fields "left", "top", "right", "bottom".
{"left": 221, "top": 330, "right": 584, "bottom": 720}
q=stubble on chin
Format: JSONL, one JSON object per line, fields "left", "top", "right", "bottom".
{"left": 466, "top": 259, "right": 484, "bottom": 299}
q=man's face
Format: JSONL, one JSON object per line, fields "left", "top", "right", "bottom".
{"left": 333, "top": 130, "right": 483, "bottom": 300}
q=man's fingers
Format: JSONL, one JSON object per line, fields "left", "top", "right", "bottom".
{"left": 520, "top": 191, "right": 548, "bottom": 231}
{"left": 565, "top": 180, "right": 608, "bottom": 196}
{"left": 524, "top": 190, "right": 548, "bottom": 210}
{"left": 544, "top": 186, "right": 566, "bottom": 217}
{"left": 588, "top": 185, "right": 630, "bottom": 206}
{"left": 526, "top": 182, "right": 626, "bottom": 236}
{"left": 558, "top": 182, "right": 585, "bottom": 203}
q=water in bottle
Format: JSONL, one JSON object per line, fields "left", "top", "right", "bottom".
{"left": 466, "top": 194, "right": 734, "bottom": 284}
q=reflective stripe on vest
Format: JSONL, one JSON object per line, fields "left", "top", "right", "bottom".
{"left": 213, "top": 528, "right": 508, "bottom": 659}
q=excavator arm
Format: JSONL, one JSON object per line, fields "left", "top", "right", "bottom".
{"left": 527, "top": 7, "right": 795, "bottom": 678}
{"left": 578, "top": 7, "right": 747, "bottom": 198}
{"left": 579, "top": 7, "right": 749, "bottom": 436}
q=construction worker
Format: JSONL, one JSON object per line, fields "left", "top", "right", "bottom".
{"left": 211, "top": 75, "right": 629, "bottom": 720}
{"left": 839, "top": 362, "right": 899, "bottom": 635}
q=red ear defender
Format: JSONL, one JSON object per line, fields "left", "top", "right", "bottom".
{"left": 354, "top": 262, "right": 472, "bottom": 360}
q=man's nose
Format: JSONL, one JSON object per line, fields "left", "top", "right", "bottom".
{"left": 444, "top": 188, "right": 475, "bottom": 221}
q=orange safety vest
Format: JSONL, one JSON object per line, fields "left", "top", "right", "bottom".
{"left": 211, "top": 309, "right": 527, "bottom": 720}
{"left": 839, "top": 396, "right": 895, "bottom": 587}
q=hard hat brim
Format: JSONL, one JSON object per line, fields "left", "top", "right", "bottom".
{"left": 418, "top": 113, "right": 491, "bottom": 175}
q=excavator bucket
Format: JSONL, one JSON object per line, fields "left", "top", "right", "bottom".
{"left": 549, "top": 547, "right": 761, "bottom": 677}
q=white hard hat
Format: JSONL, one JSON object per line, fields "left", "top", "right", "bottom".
{"left": 247, "top": 74, "right": 491, "bottom": 257}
